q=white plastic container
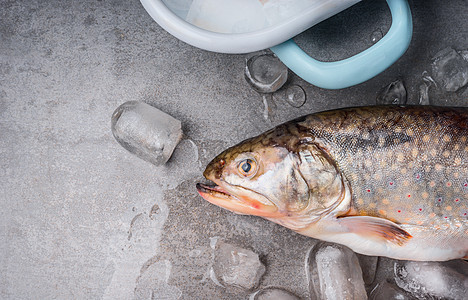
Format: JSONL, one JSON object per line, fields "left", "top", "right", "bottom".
{"left": 140, "top": 0, "right": 412, "bottom": 89}
{"left": 144, "top": 0, "right": 361, "bottom": 53}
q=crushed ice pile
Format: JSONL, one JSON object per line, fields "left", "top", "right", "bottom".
{"left": 111, "top": 101, "right": 182, "bottom": 165}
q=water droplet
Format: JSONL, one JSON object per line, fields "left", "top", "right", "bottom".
{"left": 168, "top": 139, "right": 199, "bottom": 168}
{"left": 245, "top": 54, "right": 288, "bottom": 93}
{"left": 149, "top": 204, "right": 160, "bottom": 219}
{"left": 370, "top": 29, "right": 383, "bottom": 44}
{"left": 418, "top": 72, "right": 436, "bottom": 105}
{"left": 284, "top": 85, "right": 306, "bottom": 108}
{"left": 261, "top": 94, "right": 276, "bottom": 121}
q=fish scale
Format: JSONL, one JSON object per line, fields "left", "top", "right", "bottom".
{"left": 300, "top": 106, "right": 468, "bottom": 227}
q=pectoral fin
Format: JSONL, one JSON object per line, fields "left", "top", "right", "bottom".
{"left": 338, "top": 216, "right": 412, "bottom": 246}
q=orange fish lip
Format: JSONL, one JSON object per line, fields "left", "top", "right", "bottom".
{"left": 196, "top": 182, "right": 280, "bottom": 217}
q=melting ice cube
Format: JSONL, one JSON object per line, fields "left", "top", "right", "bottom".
{"left": 245, "top": 54, "right": 288, "bottom": 93}
{"left": 376, "top": 79, "right": 407, "bottom": 105}
{"left": 431, "top": 47, "right": 468, "bottom": 92}
{"left": 394, "top": 260, "right": 468, "bottom": 299}
{"left": 307, "top": 242, "right": 367, "bottom": 300}
{"left": 111, "top": 101, "right": 182, "bottom": 166}
{"left": 212, "top": 241, "right": 266, "bottom": 290}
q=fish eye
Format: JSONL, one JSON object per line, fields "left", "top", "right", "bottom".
{"left": 237, "top": 159, "right": 257, "bottom": 177}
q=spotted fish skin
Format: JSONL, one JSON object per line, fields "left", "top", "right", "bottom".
{"left": 299, "top": 105, "right": 468, "bottom": 227}
{"left": 197, "top": 105, "right": 468, "bottom": 260}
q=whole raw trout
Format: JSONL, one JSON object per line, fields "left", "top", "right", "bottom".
{"left": 196, "top": 106, "right": 468, "bottom": 261}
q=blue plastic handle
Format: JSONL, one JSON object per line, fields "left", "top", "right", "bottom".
{"left": 270, "top": 0, "right": 412, "bottom": 89}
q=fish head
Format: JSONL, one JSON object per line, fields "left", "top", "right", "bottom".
{"left": 196, "top": 125, "right": 347, "bottom": 229}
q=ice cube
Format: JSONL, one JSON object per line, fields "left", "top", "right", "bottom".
{"left": 431, "top": 47, "right": 468, "bottom": 92}
{"left": 212, "top": 241, "right": 266, "bottom": 290}
{"left": 111, "top": 101, "right": 182, "bottom": 166}
{"left": 308, "top": 242, "right": 367, "bottom": 300}
{"left": 369, "top": 281, "right": 411, "bottom": 300}
{"left": 376, "top": 79, "right": 407, "bottom": 105}
{"left": 251, "top": 287, "right": 300, "bottom": 300}
{"left": 245, "top": 54, "right": 288, "bottom": 93}
{"left": 394, "top": 260, "right": 468, "bottom": 299}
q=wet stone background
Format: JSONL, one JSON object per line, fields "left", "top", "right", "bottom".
{"left": 1, "top": 0, "right": 467, "bottom": 299}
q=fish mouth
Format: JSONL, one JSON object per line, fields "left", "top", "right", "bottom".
{"left": 196, "top": 182, "right": 280, "bottom": 217}
{"left": 196, "top": 182, "right": 232, "bottom": 201}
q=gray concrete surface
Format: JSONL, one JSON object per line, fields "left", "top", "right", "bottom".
{"left": 1, "top": 0, "right": 467, "bottom": 299}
